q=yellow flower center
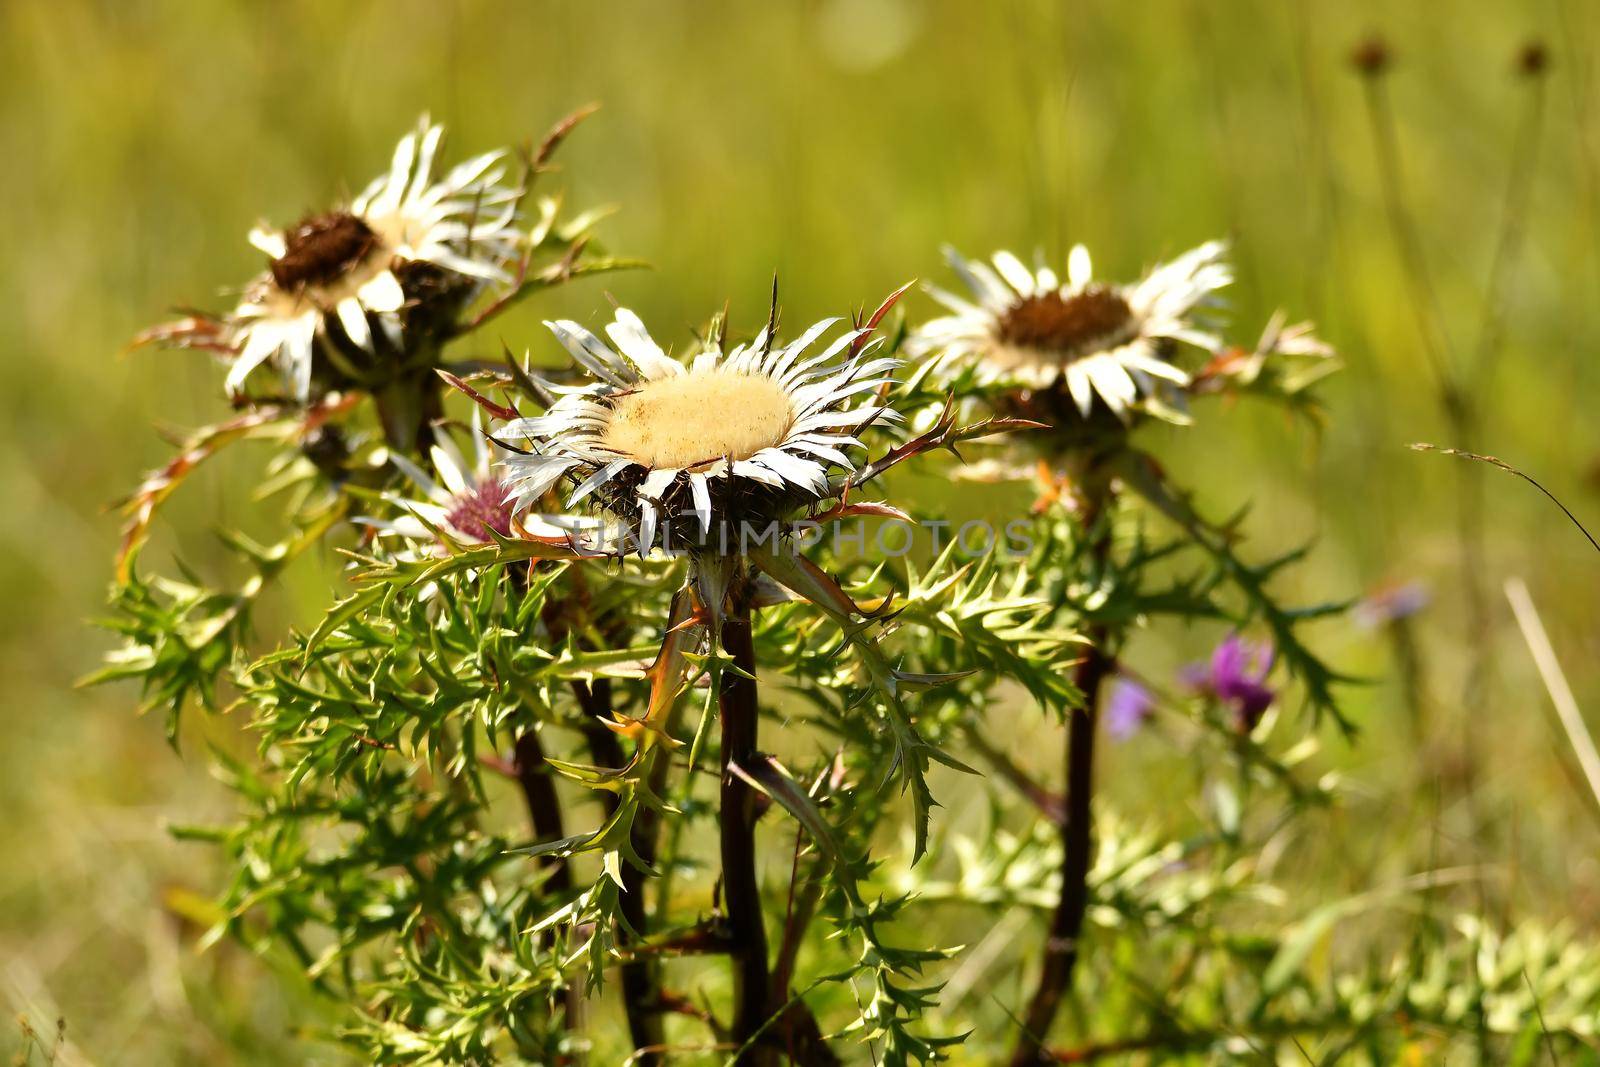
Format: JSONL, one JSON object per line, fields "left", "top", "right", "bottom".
{"left": 602, "top": 369, "right": 796, "bottom": 470}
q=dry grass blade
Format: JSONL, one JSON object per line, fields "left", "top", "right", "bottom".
{"left": 1504, "top": 577, "right": 1600, "bottom": 815}
{"left": 1411, "top": 443, "right": 1600, "bottom": 554}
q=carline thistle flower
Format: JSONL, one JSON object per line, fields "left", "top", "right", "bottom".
{"left": 909, "top": 241, "right": 1231, "bottom": 420}
{"left": 492, "top": 307, "right": 901, "bottom": 554}
{"left": 358, "top": 411, "right": 560, "bottom": 550}
{"left": 227, "top": 117, "right": 522, "bottom": 401}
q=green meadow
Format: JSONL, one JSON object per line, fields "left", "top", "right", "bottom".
{"left": 5, "top": 1, "right": 1600, "bottom": 1062}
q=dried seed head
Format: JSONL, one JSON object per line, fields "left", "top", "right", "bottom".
{"left": 269, "top": 212, "right": 381, "bottom": 291}
{"left": 995, "top": 286, "right": 1136, "bottom": 359}
{"left": 1350, "top": 34, "right": 1392, "bottom": 77}
{"left": 601, "top": 369, "right": 797, "bottom": 469}
{"left": 1516, "top": 40, "right": 1549, "bottom": 78}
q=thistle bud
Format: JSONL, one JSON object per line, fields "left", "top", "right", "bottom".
{"left": 1516, "top": 40, "right": 1549, "bottom": 78}
{"left": 1350, "top": 34, "right": 1392, "bottom": 77}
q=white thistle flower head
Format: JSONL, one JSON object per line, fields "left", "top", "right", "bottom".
{"left": 910, "top": 240, "right": 1232, "bottom": 420}
{"left": 494, "top": 307, "right": 901, "bottom": 553}
{"left": 227, "top": 116, "right": 522, "bottom": 401}
{"left": 359, "top": 412, "right": 565, "bottom": 551}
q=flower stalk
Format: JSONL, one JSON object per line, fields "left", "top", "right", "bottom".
{"left": 372, "top": 375, "right": 437, "bottom": 455}
{"left": 513, "top": 726, "right": 570, "bottom": 894}
{"left": 707, "top": 565, "right": 840, "bottom": 1066}
{"left": 1012, "top": 484, "right": 1116, "bottom": 1064}
{"left": 717, "top": 578, "right": 773, "bottom": 1060}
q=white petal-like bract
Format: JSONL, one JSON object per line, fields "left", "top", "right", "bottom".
{"left": 494, "top": 308, "right": 900, "bottom": 553}
{"left": 909, "top": 240, "right": 1233, "bottom": 418}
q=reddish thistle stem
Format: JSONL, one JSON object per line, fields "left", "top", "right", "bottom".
{"left": 1011, "top": 632, "right": 1114, "bottom": 1063}
{"left": 718, "top": 596, "right": 772, "bottom": 1061}
{"left": 1012, "top": 493, "right": 1115, "bottom": 1064}
{"left": 513, "top": 727, "right": 570, "bottom": 893}
{"left": 714, "top": 594, "right": 838, "bottom": 1067}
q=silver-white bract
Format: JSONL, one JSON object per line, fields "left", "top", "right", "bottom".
{"left": 1224, "top": 309, "right": 1336, "bottom": 387}
{"left": 495, "top": 308, "right": 901, "bottom": 549}
{"left": 358, "top": 413, "right": 510, "bottom": 546}
{"left": 227, "top": 117, "right": 522, "bottom": 400}
{"left": 909, "top": 241, "right": 1232, "bottom": 417}
{"left": 355, "top": 411, "right": 575, "bottom": 571}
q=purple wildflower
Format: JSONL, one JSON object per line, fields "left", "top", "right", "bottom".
{"left": 1184, "top": 634, "right": 1276, "bottom": 732}
{"left": 1352, "top": 580, "right": 1429, "bottom": 630}
{"left": 1105, "top": 677, "right": 1155, "bottom": 740}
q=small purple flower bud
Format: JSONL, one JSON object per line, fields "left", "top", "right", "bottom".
{"left": 1105, "top": 677, "right": 1155, "bottom": 740}
{"left": 1183, "top": 634, "right": 1277, "bottom": 733}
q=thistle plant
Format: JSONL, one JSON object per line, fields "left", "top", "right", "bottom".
{"left": 96, "top": 123, "right": 1037, "bottom": 1066}
{"left": 442, "top": 296, "right": 1033, "bottom": 1063}
{"left": 89, "top": 118, "right": 1353, "bottom": 1057}
{"left": 88, "top": 93, "right": 1600, "bottom": 1062}
{"left": 905, "top": 239, "right": 1343, "bottom": 1062}
{"left": 100, "top": 108, "right": 629, "bottom": 721}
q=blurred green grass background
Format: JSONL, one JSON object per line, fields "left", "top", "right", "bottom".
{"left": 7, "top": 0, "right": 1600, "bottom": 1061}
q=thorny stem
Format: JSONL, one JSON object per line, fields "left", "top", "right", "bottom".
{"left": 373, "top": 354, "right": 448, "bottom": 455}
{"left": 1012, "top": 488, "right": 1116, "bottom": 1065}
{"left": 718, "top": 592, "right": 773, "bottom": 1063}
{"left": 712, "top": 584, "right": 839, "bottom": 1067}
{"left": 513, "top": 727, "right": 570, "bottom": 894}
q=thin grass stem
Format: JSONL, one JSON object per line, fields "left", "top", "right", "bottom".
{"left": 1504, "top": 578, "right": 1600, "bottom": 813}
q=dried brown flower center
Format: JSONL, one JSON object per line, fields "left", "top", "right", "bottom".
{"left": 270, "top": 212, "right": 380, "bottom": 291}
{"left": 995, "top": 286, "right": 1135, "bottom": 359}
{"left": 602, "top": 369, "right": 796, "bottom": 470}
